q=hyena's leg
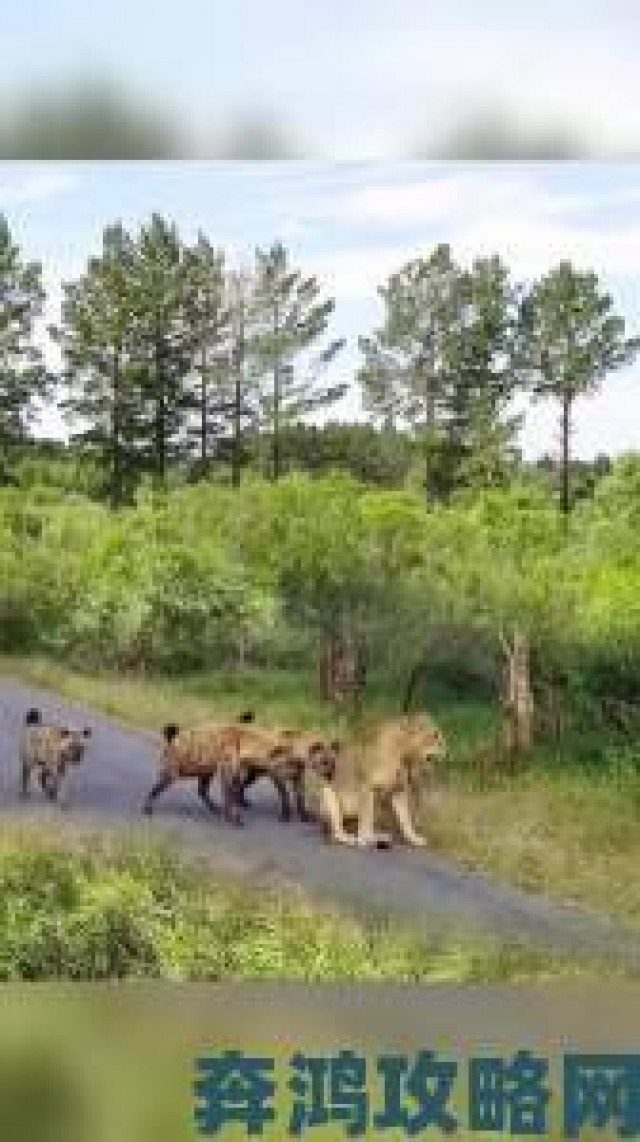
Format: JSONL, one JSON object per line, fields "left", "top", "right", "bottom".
{"left": 269, "top": 771, "right": 293, "bottom": 823}
{"left": 390, "top": 789, "right": 427, "bottom": 847}
{"left": 44, "top": 769, "right": 60, "bottom": 802}
{"left": 220, "top": 761, "right": 244, "bottom": 827}
{"left": 142, "top": 771, "right": 173, "bottom": 816}
{"left": 236, "top": 768, "right": 259, "bottom": 809}
{"left": 291, "top": 769, "right": 314, "bottom": 823}
{"left": 54, "top": 768, "right": 72, "bottom": 809}
{"left": 318, "top": 785, "right": 357, "bottom": 846}
{"left": 20, "top": 755, "right": 31, "bottom": 799}
{"left": 197, "top": 775, "right": 219, "bottom": 815}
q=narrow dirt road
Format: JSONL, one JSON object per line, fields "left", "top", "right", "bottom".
{"left": 1, "top": 677, "right": 639, "bottom": 972}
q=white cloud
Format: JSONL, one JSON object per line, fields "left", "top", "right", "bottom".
{"left": 311, "top": 243, "right": 418, "bottom": 301}
{"left": 0, "top": 169, "right": 78, "bottom": 206}
{"left": 308, "top": 169, "right": 640, "bottom": 300}
{"left": 332, "top": 167, "right": 630, "bottom": 228}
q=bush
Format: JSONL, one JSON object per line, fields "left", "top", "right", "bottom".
{"left": 0, "top": 830, "right": 581, "bottom": 982}
{"left": 1, "top": 467, "right": 640, "bottom": 704}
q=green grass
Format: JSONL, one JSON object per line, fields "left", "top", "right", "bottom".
{"left": 2, "top": 654, "right": 640, "bottom": 935}
{"left": 0, "top": 821, "right": 600, "bottom": 983}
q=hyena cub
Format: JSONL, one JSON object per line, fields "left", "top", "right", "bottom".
{"left": 20, "top": 708, "right": 92, "bottom": 803}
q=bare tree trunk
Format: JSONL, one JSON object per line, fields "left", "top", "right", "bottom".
{"left": 110, "top": 350, "right": 122, "bottom": 510}
{"left": 500, "top": 627, "right": 535, "bottom": 760}
{"left": 403, "top": 659, "right": 426, "bottom": 713}
{"left": 272, "top": 300, "right": 281, "bottom": 482}
{"left": 319, "top": 630, "right": 361, "bottom": 709}
{"left": 561, "top": 393, "right": 571, "bottom": 524}
{"left": 200, "top": 347, "right": 208, "bottom": 465}
{"left": 231, "top": 297, "right": 245, "bottom": 489}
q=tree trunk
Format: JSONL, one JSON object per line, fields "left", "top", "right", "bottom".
{"left": 561, "top": 393, "right": 571, "bottom": 523}
{"left": 153, "top": 324, "right": 167, "bottom": 490}
{"left": 272, "top": 301, "right": 281, "bottom": 482}
{"left": 403, "top": 659, "right": 426, "bottom": 713}
{"left": 319, "top": 631, "right": 361, "bottom": 708}
{"left": 200, "top": 347, "right": 208, "bottom": 465}
{"left": 500, "top": 627, "right": 535, "bottom": 760}
{"left": 273, "top": 365, "right": 281, "bottom": 481}
{"left": 231, "top": 300, "right": 245, "bottom": 489}
{"left": 110, "top": 350, "right": 122, "bottom": 510}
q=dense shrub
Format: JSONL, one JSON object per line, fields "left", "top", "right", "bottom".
{"left": 0, "top": 831, "right": 580, "bottom": 982}
{"left": 1, "top": 463, "right": 639, "bottom": 702}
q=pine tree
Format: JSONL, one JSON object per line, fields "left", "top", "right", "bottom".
{"left": 182, "top": 235, "right": 234, "bottom": 473}
{"left": 129, "top": 214, "right": 194, "bottom": 488}
{"left": 520, "top": 261, "right": 640, "bottom": 520}
{"left": 251, "top": 241, "right": 345, "bottom": 480}
{"left": 0, "top": 214, "right": 48, "bottom": 480}
{"left": 51, "top": 223, "right": 142, "bottom": 506}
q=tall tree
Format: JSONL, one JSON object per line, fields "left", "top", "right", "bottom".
{"left": 51, "top": 223, "right": 141, "bottom": 507}
{"left": 520, "top": 261, "right": 640, "bottom": 520}
{"left": 359, "top": 245, "right": 463, "bottom": 437}
{"left": 359, "top": 244, "right": 522, "bottom": 496}
{"left": 0, "top": 214, "right": 47, "bottom": 479}
{"left": 182, "top": 235, "right": 233, "bottom": 472}
{"left": 251, "top": 241, "right": 345, "bottom": 480}
{"left": 221, "top": 265, "right": 260, "bottom": 488}
{"left": 446, "top": 254, "right": 523, "bottom": 487}
{"left": 129, "top": 215, "right": 194, "bottom": 488}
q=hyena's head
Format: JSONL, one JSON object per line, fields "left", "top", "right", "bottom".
{"left": 163, "top": 723, "right": 180, "bottom": 744}
{"left": 306, "top": 737, "right": 341, "bottom": 784}
{"left": 59, "top": 726, "right": 92, "bottom": 767}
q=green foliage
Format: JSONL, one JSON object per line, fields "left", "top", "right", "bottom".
{"left": 260, "top": 421, "right": 418, "bottom": 485}
{"left": 0, "top": 215, "right": 48, "bottom": 476}
{"left": 358, "top": 244, "right": 523, "bottom": 498}
{"left": 251, "top": 240, "right": 346, "bottom": 479}
{"left": 51, "top": 223, "right": 142, "bottom": 507}
{"left": 520, "top": 261, "right": 640, "bottom": 516}
{"left": 0, "top": 829, "right": 587, "bottom": 982}
{"left": 2, "top": 462, "right": 639, "bottom": 705}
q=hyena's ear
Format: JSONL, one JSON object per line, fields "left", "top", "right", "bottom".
{"left": 163, "top": 723, "right": 179, "bottom": 743}
{"left": 82, "top": 727, "right": 92, "bottom": 738}
{"left": 238, "top": 710, "right": 255, "bottom": 723}
{"left": 330, "top": 739, "right": 342, "bottom": 754}
{"left": 24, "top": 708, "right": 41, "bottom": 726}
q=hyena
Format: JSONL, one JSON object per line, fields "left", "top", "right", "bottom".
{"left": 20, "top": 708, "right": 92, "bottom": 803}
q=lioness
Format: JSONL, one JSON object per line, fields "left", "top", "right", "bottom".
{"left": 312, "top": 712, "right": 447, "bottom": 849}
{"left": 20, "top": 707, "right": 92, "bottom": 803}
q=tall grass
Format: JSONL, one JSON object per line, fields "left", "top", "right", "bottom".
{"left": 0, "top": 823, "right": 596, "bottom": 982}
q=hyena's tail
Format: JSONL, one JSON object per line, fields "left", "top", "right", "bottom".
{"left": 24, "top": 708, "right": 41, "bottom": 726}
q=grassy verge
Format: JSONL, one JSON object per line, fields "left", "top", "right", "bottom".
{"left": 2, "top": 655, "right": 640, "bottom": 933}
{"left": 0, "top": 821, "right": 614, "bottom": 982}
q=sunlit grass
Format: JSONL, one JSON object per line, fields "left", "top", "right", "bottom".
{"left": 0, "top": 820, "right": 599, "bottom": 982}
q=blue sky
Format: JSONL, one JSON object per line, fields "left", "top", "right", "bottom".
{"left": 3, "top": 1, "right": 640, "bottom": 156}
{"left": 2, "top": 160, "right": 640, "bottom": 459}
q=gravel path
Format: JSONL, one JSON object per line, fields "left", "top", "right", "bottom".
{"left": 1, "top": 677, "right": 639, "bottom": 972}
